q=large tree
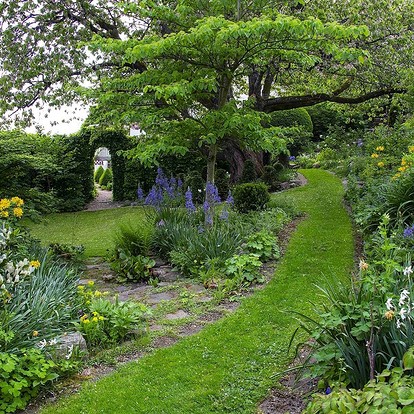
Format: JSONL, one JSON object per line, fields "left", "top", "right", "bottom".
{"left": 1, "top": 0, "right": 413, "bottom": 180}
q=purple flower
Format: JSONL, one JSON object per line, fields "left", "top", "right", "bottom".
{"left": 197, "top": 225, "right": 205, "bottom": 233}
{"left": 157, "top": 219, "right": 165, "bottom": 227}
{"left": 206, "top": 182, "right": 221, "bottom": 204}
{"left": 219, "top": 208, "right": 229, "bottom": 221}
{"left": 226, "top": 191, "right": 234, "bottom": 206}
{"left": 185, "top": 187, "right": 196, "bottom": 213}
{"left": 145, "top": 186, "right": 163, "bottom": 207}
{"left": 289, "top": 155, "right": 296, "bottom": 161}
{"left": 325, "top": 387, "right": 331, "bottom": 395}
{"left": 205, "top": 213, "right": 213, "bottom": 226}
{"left": 177, "top": 178, "right": 183, "bottom": 188}
{"left": 357, "top": 139, "right": 364, "bottom": 147}
{"left": 137, "top": 186, "right": 144, "bottom": 202}
{"left": 403, "top": 225, "right": 414, "bottom": 238}
{"left": 203, "top": 199, "right": 210, "bottom": 214}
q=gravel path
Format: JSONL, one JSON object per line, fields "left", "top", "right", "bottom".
{"left": 85, "top": 189, "right": 126, "bottom": 211}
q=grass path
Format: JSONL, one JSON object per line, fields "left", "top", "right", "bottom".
{"left": 40, "top": 170, "right": 354, "bottom": 414}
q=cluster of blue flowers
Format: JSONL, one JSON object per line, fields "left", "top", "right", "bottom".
{"left": 403, "top": 224, "right": 414, "bottom": 238}
{"left": 137, "top": 167, "right": 234, "bottom": 224}
{"left": 137, "top": 168, "right": 183, "bottom": 209}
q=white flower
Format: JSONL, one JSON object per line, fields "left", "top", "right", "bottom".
{"left": 403, "top": 266, "right": 413, "bottom": 277}
{"left": 48, "top": 338, "right": 58, "bottom": 346}
{"left": 399, "top": 289, "right": 410, "bottom": 306}
{"left": 37, "top": 339, "right": 47, "bottom": 349}
{"left": 385, "top": 298, "right": 394, "bottom": 310}
{"left": 400, "top": 308, "right": 408, "bottom": 320}
{"left": 65, "top": 344, "right": 74, "bottom": 360}
{"left": 397, "top": 319, "right": 402, "bottom": 329}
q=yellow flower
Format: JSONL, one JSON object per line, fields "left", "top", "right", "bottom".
{"left": 13, "top": 207, "right": 23, "bottom": 218}
{"left": 32, "top": 330, "right": 39, "bottom": 337}
{"left": 92, "top": 317, "right": 98, "bottom": 323}
{"left": 82, "top": 319, "right": 90, "bottom": 324}
{"left": 11, "top": 197, "right": 24, "bottom": 207}
{"left": 87, "top": 281, "right": 95, "bottom": 287}
{"left": 0, "top": 199, "right": 11, "bottom": 210}
{"left": 359, "top": 260, "right": 369, "bottom": 271}
{"left": 99, "top": 316, "right": 105, "bottom": 321}
{"left": 398, "top": 166, "right": 407, "bottom": 172}
{"left": 393, "top": 173, "right": 401, "bottom": 180}
{"left": 371, "top": 153, "right": 379, "bottom": 159}
{"left": 77, "top": 285, "right": 85, "bottom": 290}
{"left": 384, "top": 310, "right": 395, "bottom": 320}
{"left": 376, "top": 146, "right": 384, "bottom": 151}
{"left": 377, "top": 162, "right": 384, "bottom": 168}
{"left": 0, "top": 211, "right": 9, "bottom": 218}
{"left": 30, "top": 260, "right": 41, "bottom": 269}
{"left": 409, "top": 146, "right": 414, "bottom": 153}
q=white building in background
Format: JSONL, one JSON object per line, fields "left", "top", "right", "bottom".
{"left": 94, "top": 147, "right": 111, "bottom": 171}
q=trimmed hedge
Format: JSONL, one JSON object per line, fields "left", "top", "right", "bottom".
{"left": 94, "top": 166, "right": 104, "bottom": 183}
{"left": 233, "top": 182, "right": 270, "bottom": 213}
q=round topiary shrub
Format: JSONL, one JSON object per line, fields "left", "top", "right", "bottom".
{"left": 99, "top": 168, "right": 113, "bottom": 187}
{"left": 94, "top": 166, "right": 104, "bottom": 183}
{"left": 233, "top": 182, "right": 270, "bottom": 213}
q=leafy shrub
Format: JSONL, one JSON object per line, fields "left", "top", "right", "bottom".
{"left": 113, "top": 223, "right": 155, "bottom": 257}
{"left": 260, "top": 165, "right": 279, "bottom": 191}
{"left": 48, "top": 243, "right": 85, "bottom": 266}
{"left": 244, "top": 231, "right": 280, "bottom": 261}
{"left": 0, "top": 349, "right": 58, "bottom": 413}
{"left": 233, "top": 182, "right": 270, "bottom": 213}
{"left": 305, "top": 347, "right": 414, "bottom": 413}
{"left": 268, "top": 108, "right": 313, "bottom": 154}
{"left": 77, "top": 286, "right": 151, "bottom": 346}
{"left": 94, "top": 166, "right": 104, "bottom": 183}
{"left": 110, "top": 248, "right": 155, "bottom": 283}
{"left": 306, "top": 103, "right": 346, "bottom": 140}
{"left": 224, "top": 254, "right": 263, "bottom": 284}
{"left": 99, "top": 168, "right": 113, "bottom": 187}
{"left": 240, "top": 158, "right": 258, "bottom": 183}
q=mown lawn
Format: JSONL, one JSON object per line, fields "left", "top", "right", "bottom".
{"left": 26, "top": 207, "right": 147, "bottom": 257}
{"left": 39, "top": 169, "right": 354, "bottom": 414}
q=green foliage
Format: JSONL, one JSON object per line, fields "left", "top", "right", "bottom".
{"left": 94, "top": 166, "right": 104, "bottom": 183}
{"left": 306, "top": 103, "right": 347, "bottom": 139}
{"left": 184, "top": 170, "right": 205, "bottom": 204}
{"left": 215, "top": 168, "right": 230, "bottom": 200}
{"left": 233, "top": 182, "right": 270, "bottom": 213}
{"left": 260, "top": 165, "right": 279, "bottom": 191}
{"left": 240, "top": 159, "right": 258, "bottom": 183}
{"left": 295, "top": 216, "right": 414, "bottom": 390}
{"left": 268, "top": 108, "right": 313, "bottom": 154}
{"left": 244, "top": 231, "right": 280, "bottom": 261}
{"left": 77, "top": 294, "right": 151, "bottom": 347}
{"left": 0, "top": 349, "right": 58, "bottom": 413}
{"left": 48, "top": 243, "right": 85, "bottom": 266}
{"left": 2, "top": 249, "right": 81, "bottom": 352}
{"left": 224, "top": 253, "right": 263, "bottom": 284}
{"left": 109, "top": 248, "right": 155, "bottom": 283}
{"left": 98, "top": 168, "right": 113, "bottom": 187}
{"left": 305, "top": 350, "right": 414, "bottom": 413}
{"left": 113, "top": 223, "right": 154, "bottom": 257}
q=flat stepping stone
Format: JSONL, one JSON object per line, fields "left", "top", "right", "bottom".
{"left": 186, "top": 283, "right": 206, "bottom": 294}
{"left": 146, "top": 291, "right": 177, "bottom": 304}
{"left": 165, "top": 310, "right": 190, "bottom": 320}
{"left": 118, "top": 286, "right": 151, "bottom": 302}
